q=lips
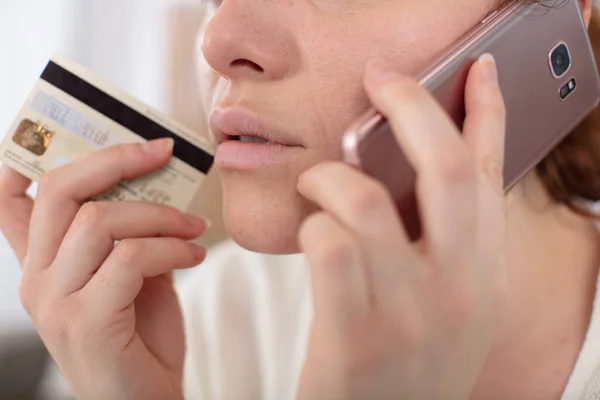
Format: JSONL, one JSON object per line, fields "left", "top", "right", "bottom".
{"left": 210, "top": 107, "right": 298, "bottom": 146}
{"left": 209, "top": 107, "right": 303, "bottom": 170}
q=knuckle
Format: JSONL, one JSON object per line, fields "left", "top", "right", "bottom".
{"left": 299, "top": 162, "right": 346, "bottom": 191}
{"left": 299, "top": 212, "right": 328, "bottom": 249}
{"left": 348, "top": 182, "right": 391, "bottom": 218}
{"left": 300, "top": 213, "right": 358, "bottom": 270}
{"left": 37, "top": 171, "right": 61, "bottom": 199}
{"left": 318, "top": 236, "right": 357, "bottom": 271}
{"left": 381, "top": 77, "right": 423, "bottom": 104}
{"left": 90, "top": 270, "right": 113, "bottom": 294}
{"left": 164, "top": 205, "right": 190, "bottom": 226}
{"left": 107, "top": 142, "right": 128, "bottom": 158}
{"left": 113, "top": 239, "right": 144, "bottom": 264}
{"left": 434, "top": 149, "right": 475, "bottom": 184}
{"left": 75, "top": 202, "right": 109, "bottom": 230}
{"left": 113, "top": 142, "right": 144, "bottom": 161}
{"left": 481, "top": 154, "right": 504, "bottom": 188}
{"left": 96, "top": 143, "right": 142, "bottom": 171}
{"left": 306, "top": 161, "right": 338, "bottom": 177}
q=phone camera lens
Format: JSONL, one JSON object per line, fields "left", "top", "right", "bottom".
{"left": 550, "top": 43, "right": 571, "bottom": 78}
{"left": 556, "top": 53, "right": 565, "bottom": 66}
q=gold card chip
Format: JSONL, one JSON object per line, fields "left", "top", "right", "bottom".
{"left": 12, "top": 119, "right": 55, "bottom": 156}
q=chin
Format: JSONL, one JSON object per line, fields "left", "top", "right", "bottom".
{"left": 220, "top": 170, "right": 316, "bottom": 255}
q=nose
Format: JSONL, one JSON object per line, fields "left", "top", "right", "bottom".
{"left": 201, "top": 1, "right": 297, "bottom": 82}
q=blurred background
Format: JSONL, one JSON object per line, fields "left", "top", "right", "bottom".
{"left": 0, "top": 1, "right": 228, "bottom": 398}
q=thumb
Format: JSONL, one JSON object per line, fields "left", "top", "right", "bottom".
{"left": 0, "top": 165, "right": 34, "bottom": 265}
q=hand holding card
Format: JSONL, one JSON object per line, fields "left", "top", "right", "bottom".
{"left": 0, "top": 56, "right": 214, "bottom": 400}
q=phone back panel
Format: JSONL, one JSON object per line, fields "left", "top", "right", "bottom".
{"left": 344, "top": 0, "right": 600, "bottom": 239}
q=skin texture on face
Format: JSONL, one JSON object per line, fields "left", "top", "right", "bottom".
{"left": 199, "top": 0, "right": 496, "bottom": 254}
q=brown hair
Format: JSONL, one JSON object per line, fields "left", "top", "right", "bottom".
{"left": 536, "top": 4, "right": 600, "bottom": 214}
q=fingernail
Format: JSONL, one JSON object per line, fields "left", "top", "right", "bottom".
{"left": 186, "top": 213, "right": 211, "bottom": 230}
{"left": 479, "top": 53, "right": 498, "bottom": 85}
{"left": 366, "top": 60, "right": 401, "bottom": 84}
{"left": 142, "top": 138, "right": 174, "bottom": 154}
{"left": 192, "top": 244, "right": 207, "bottom": 262}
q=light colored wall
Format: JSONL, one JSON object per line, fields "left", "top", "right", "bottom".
{"left": 0, "top": 0, "right": 79, "bottom": 335}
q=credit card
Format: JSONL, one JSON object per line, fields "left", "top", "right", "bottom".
{"left": 0, "top": 55, "right": 215, "bottom": 212}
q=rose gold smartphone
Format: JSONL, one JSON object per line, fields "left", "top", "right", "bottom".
{"left": 343, "top": 0, "right": 600, "bottom": 240}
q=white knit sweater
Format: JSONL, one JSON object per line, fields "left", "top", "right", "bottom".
{"left": 179, "top": 240, "right": 600, "bottom": 400}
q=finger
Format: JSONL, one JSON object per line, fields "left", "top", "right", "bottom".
{"left": 462, "top": 53, "right": 506, "bottom": 193}
{"left": 364, "top": 61, "right": 477, "bottom": 266}
{"left": 299, "top": 162, "right": 408, "bottom": 243}
{"left": 0, "top": 166, "right": 33, "bottom": 264}
{"left": 52, "top": 201, "right": 208, "bottom": 296}
{"left": 462, "top": 54, "right": 508, "bottom": 287}
{"left": 298, "top": 162, "right": 420, "bottom": 307}
{"left": 299, "top": 211, "right": 369, "bottom": 329}
{"left": 81, "top": 237, "right": 206, "bottom": 316}
{"left": 26, "top": 138, "right": 174, "bottom": 272}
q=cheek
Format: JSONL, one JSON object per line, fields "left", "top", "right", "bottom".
{"left": 297, "top": 1, "right": 492, "bottom": 152}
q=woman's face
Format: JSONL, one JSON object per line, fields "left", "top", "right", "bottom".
{"left": 198, "top": 0, "right": 497, "bottom": 254}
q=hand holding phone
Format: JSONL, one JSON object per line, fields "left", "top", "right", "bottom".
{"left": 343, "top": 0, "right": 600, "bottom": 240}
{"left": 297, "top": 55, "right": 507, "bottom": 400}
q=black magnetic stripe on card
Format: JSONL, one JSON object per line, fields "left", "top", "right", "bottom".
{"left": 40, "top": 61, "right": 214, "bottom": 174}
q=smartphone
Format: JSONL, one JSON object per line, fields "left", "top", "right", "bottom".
{"left": 343, "top": 0, "right": 600, "bottom": 240}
